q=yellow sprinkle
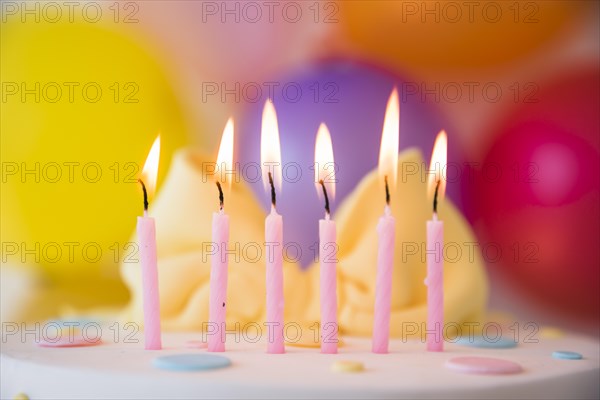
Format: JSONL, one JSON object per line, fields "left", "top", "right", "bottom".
{"left": 13, "top": 393, "right": 29, "bottom": 400}
{"left": 331, "top": 360, "right": 364, "bottom": 373}
{"left": 286, "top": 335, "right": 344, "bottom": 348}
{"left": 285, "top": 330, "right": 319, "bottom": 348}
{"left": 540, "top": 327, "right": 565, "bottom": 339}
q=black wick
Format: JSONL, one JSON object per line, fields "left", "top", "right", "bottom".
{"left": 384, "top": 175, "right": 390, "bottom": 206}
{"left": 138, "top": 179, "right": 148, "bottom": 212}
{"left": 433, "top": 180, "right": 440, "bottom": 214}
{"left": 268, "top": 172, "right": 276, "bottom": 207}
{"left": 319, "top": 180, "right": 330, "bottom": 216}
{"left": 216, "top": 181, "right": 224, "bottom": 210}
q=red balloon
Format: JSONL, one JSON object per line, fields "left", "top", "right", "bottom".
{"left": 466, "top": 67, "right": 599, "bottom": 318}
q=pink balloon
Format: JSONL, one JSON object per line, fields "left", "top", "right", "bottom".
{"left": 135, "top": 2, "right": 329, "bottom": 82}
{"left": 465, "top": 67, "right": 599, "bottom": 318}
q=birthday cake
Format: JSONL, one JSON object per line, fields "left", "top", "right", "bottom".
{"left": 1, "top": 328, "right": 599, "bottom": 399}
{"left": 3, "top": 150, "right": 597, "bottom": 399}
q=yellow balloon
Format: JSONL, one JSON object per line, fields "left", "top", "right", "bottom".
{"left": 1, "top": 18, "right": 191, "bottom": 288}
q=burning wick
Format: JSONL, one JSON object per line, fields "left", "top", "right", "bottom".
{"left": 384, "top": 175, "right": 390, "bottom": 206}
{"left": 216, "top": 181, "right": 224, "bottom": 211}
{"left": 268, "top": 172, "right": 276, "bottom": 207}
{"left": 433, "top": 180, "right": 440, "bottom": 214}
{"left": 138, "top": 178, "right": 149, "bottom": 212}
{"left": 319, "top": 179, "right": 330, "bottom": 216}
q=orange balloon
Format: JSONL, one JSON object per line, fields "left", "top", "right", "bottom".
{"left": 337, "top": 0, "right": 585, "bottom": 74}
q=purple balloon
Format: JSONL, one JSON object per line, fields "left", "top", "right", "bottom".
{"left": 238, "top": 60, "right": 461, "bottom": 267}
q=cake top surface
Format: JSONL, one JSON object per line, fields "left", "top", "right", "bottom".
{"left": 2, "top": 330, "right": 599, "bottom": 399}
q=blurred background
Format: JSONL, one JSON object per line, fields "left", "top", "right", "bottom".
{"left": 1, "top": 1, "right": 599, "bottom": 334}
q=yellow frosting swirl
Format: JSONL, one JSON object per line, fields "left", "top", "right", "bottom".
{"left": 120, "top": 148, "right": 488, "bottom": 337}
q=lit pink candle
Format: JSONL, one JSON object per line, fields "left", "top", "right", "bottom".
{"left": 137, "top": 136, "right": 162, "bottom": 350}
{"left": 265, "top": 208, "right": 284, "bottom": 353}
{"left": 319, "top": 216, "right": 337, "bottom": 354}
{"left": 372, "top": 88, "right": 399, "bottom": 354}
{"left": 315, "top": 123, "right": 338, "bottom": 354}
{"left": 261, "top": 100, "right": 285, "bottom": 354}
{"left": 373, "top": 210, "right": 395, "bottom": 353}
{"left": 425, "top": 130, "right": 447, "bottom": 352}
{"left": 208, "top": 208, "right": 229, "bottom": 352}
{"left": 208, "top": 119, "right": 234, "bottom": 353}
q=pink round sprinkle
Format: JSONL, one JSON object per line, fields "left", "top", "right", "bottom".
{"left": 445, "top": 356, "right": 523, "bottom": 375}
{"left": 185, "top": 340, "right": 208, "bottom": 349}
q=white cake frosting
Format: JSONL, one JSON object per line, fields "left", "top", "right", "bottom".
{"left": 2, "top": 329, "right": 598, "bottom": 399}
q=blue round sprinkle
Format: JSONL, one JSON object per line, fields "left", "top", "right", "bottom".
{"left": 552, "top": 351, "right": 582, "bottom": 360}
{"left": 153, "top": 354, "right": 232, "bottom": 372}
{"left": 455, "top": 336, "right": 517, "bottom": 349}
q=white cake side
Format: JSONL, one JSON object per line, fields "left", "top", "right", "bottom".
{"left": 2, "top": 331, "right": 598, "bottom": 399}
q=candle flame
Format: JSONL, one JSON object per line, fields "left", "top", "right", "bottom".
{"left": 141, "top": 135, "right": 161, "bottom": 196}
{"left": 314, "top": 123, "right": 336, "bottom": 201}
{"left": 378, "top": 87, "right": 399, "bottom": 191}
{"left": 216, "top": 117, "right": 234, "bottom": 190}
{"left": 427, "top": 130, "right": 448, "bottom": 203}
{"left": 260, "top": 99, "right": 282, "bottom": 194}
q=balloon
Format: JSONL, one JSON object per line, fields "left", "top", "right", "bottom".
{"left": 131, "top": 1, "right": 335, "bottom": 149}
{"left": 336, "top": 1, "right": 585, "bottom": 76}
{"left": 134, "top": 1, "right": 330, "bottom": 83}
{"left": 464, "top": 68, "right": 599, "bottom": 317}
{"left": 1, "top": 18, "right": 192, "bottom": 283}
{"left": 237, "top": 60, "right": 463, "bottom": 266}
